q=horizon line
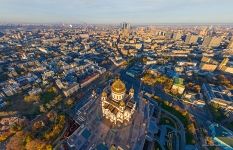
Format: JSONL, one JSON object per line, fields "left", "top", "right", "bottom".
{"left": 1, "top": 22, "right": 233, "bottom": 26}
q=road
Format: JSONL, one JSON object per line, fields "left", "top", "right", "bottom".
{"left": 161, "top": 109, "right": 186, "bottom": 150}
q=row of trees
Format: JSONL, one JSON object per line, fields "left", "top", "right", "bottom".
{"left": 0, "top": 131, "right": 14, "bottom": 142}
{"left": 24, "top": 94, "right": 40, "bottom": 103}
{"left": 0, "top": 121, "right": 24, "bottom": 142}
{"left": 142, "top": 72, "right": 173, "bottom": 91}
{"left": 24, "top": 86, "right": 58, "bottom": 103}
{"left": 39, "top": 95, "right": 62, "bottom": 113}
{"left": 209, "top": 102, "right": 226, "bottom": 122}
{"left": 6, "top": 113, "right": 65, "bottom": 150}
{"left": 23, "top": 86, "right": 63, "bottom": 113}
{"left": 44, "top": 115, "right": 65, "bottom": 141}
{"left": 185, "top": 82, "right": 201, "bottom": 93}
{"left": 6, "top": 131, "right": 52, "bottom": 150}
{"left": 217, "top": 75, "right": 233, "bottom": 89}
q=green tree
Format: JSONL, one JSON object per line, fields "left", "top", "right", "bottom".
{"left": 24, "top": 94, "right": 40, "bottom": 103}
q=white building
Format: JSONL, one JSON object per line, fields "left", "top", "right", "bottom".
{"left": 101, "top": 77, "right": 136, "bottom": 125}
{"left": 202, "top": 83, "right": 233, "bottom": 111}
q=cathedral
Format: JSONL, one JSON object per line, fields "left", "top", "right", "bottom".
{"left": 101, "top": 77, "right": 136, "bottom": 125}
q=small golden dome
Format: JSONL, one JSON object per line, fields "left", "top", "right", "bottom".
{"left": 102, "top": 91, "right": 107, "bottom": 97}
{"left": 130, "top": 88, "right": 134, "bottom": 92}
{"left": 111, "top": 78, "right": 126, "bottom": 93}
{"left": 119, "top": 100, "right": 125, "bottom": 107}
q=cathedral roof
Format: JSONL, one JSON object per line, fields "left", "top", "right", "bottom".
{"left": 111, "top": 78, "right": 126, "bottom": 93}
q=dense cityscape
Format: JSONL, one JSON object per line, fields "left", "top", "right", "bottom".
{"left": 0, "top": 23, "right": 232, "bottom": 150}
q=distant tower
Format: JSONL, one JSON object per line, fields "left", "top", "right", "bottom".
{"left": 228, "top": 38, "right": 233, "bottom": 49}
{"left": 122, "top": 22, "right": 130, "bottom": 30}
{"left": 121, "top": 22, "right": 131, "bottom": 37}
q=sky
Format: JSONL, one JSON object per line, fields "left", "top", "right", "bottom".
{"left": 0, "top": 0, "right": 233, "bottom": 24}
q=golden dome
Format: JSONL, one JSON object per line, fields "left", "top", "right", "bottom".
{"left": 111, "top": 78, "right": 126, "bottom": 93}
{"left": 130, "top": 88, "right": 134, "bottom": 92}
{"left": 102, "top": 91, "right": 107, "bottom": 97}
{"left": 119, "top": 100, "right": 125, "bottom": 107}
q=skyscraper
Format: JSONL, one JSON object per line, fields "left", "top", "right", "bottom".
{"left": 218, "top": 58, "right": 229, "bottom": 70}
{"left": 228, "top": 38, "right": 233, "bottom": 49}
{"left": 173, "top": 32, "right": 183, "bottom": 41}
{"left": 122, "top": 22, "right": 130, "bottom": 30}
{"left": 202, "top": 36, "right": 222, "bottom": 48}
{"left": 202, "top": 36, "right": 212, "bottom": 47}
{"left": 185, "top": 34, "right": 198, "bottom": 44}
{"left": 165, "top": 31, "right": 173, "bottom": 39}
{"left": 199, "top": 27, "right": 209, "bottom": 36}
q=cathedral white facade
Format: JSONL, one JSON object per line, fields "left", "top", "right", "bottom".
{"left": 101, "top": 77, "right": 136, "bottom": 125}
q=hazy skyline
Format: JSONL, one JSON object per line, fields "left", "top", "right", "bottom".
{"left": 1, "top": 0, "right": 233, "bottom": 24}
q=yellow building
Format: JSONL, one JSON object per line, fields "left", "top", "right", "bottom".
{"left": 101, "top": 77, "right": 136, "bottom": 125}
{"left": 202, "top": 36, "right": 222, "bottom": 48}
{"left": 200, "top": 63, "right": 218, "bottom": 72}
{"left": 228, "top": 38, "right": 233, "bottom": 49}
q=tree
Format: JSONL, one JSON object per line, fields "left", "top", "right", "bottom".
{"left": 186, "top": 83, "right": 201, "bottom": 93}
{"left": 66, "top": 98, "right": 74, "bottom": 106}
{"left": 25, "top": 139, "right": 52, "bottom": 150}
{"left": 24, "top": 94, "right": 40, "bottom": 103}
{"left": 10, "top": 123, "right": 22, "bottom": 133}
{"left": 181, "top": 110, "right": 188, "bottom": 116}
{"left": 193, "top": 85, "right": 201, "bottom": 93}
{"left": 33, "top": 121, "right": 44, "bottom": 130}
{"left": 0, "top": 131, "right": 13, "bottom": 142}
{"left": 40, "top": 105, "right": 47, "bottom": 112}
{"left": 48, "top": 86, "right": 57, "bottom": 93}
{"left": 174, "top": 105, "right": 181, "bottom": 112}
{"left": 25, "top": 135, "right": 32, "bottom": 144}
{"left": 187, "top": 123, "right": 196, "bottom": 135}
{"left": 164, "top": 101, "right": 170, "bottom": 106}
{"left": 6, "top": 131, "right": 26, "bottom": 150}
{"left": 44, "top": 115, "right": 65, "bottom": 140}
{"left": 217, "top": 75, "right": 232, "bottom": 88}
{"left": 47, "top": 111, "right": 57, "bottom": 121}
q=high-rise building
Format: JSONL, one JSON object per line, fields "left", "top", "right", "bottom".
{"left": 185, "top": 34, "right": 198, "bottom": 44}
{"left": 165, "top": 31, "right": 173, "bottom": 39}
{"left": 202, "top": 36, "right": 222, "bottom": 48}
{"left": 121, "top": 22, "right": 131, "bottom": 37}
{"left": 209, "top": 37, "right": 222, "bottom": 47}
{"left": 202, "top": 36, "right": 212, "bottom": 47}
{"left": 228, "top": 38, "right": 233, "bottom": 49}
{"left": 173, "top": 32, "right": 182, "bottom": 40}
{"left": 218, "top": 58, "right": 229, "bottom": 70}
{"left": 199, "top": 27, "right": 209, "bottom": 36}
{"left": 122, "top": 22, "right": 130, "bottom": 30}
